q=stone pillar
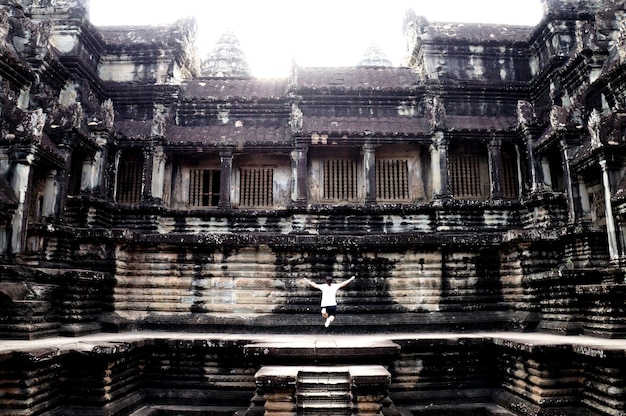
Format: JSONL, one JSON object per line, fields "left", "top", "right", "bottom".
{"left": 541, "top": 157, "right": 552, "bottom": 189}
{"left": 141, "top": 145, "right": 154, "bottom": 203}
{"left": 364, "top": 143, "right": 376, "bottom": 204}
{"left": 523, "top": 134, "right": 544, "bottom": 192}
{"left": 55, "top": 138, "right": 73, "bottom": 217}
{"left": 80, "top": 155, "right": 92, "bottom": 192}
{"left": 151, "top": 145, "right": 166, "bottom": 201}
{"left": 429, "top": 143, "right": 441, "bottom": 197}
{"left": 559, "top": 139, "right": 576, "bottom": 223}
{"left": 599, "top": 157, "right": 620, "bottom": 262}
{"left": 294, "top": 141, "right": 308, "bottom": 205}
{"left": 9, "top": 155, "right": 34, "bottom": 254}
{"left": 433, "top": 132, "right": 451, "bottom": 200}
{"left": 219, "top": 150, "right": 233, "bottom": 209}
{"left": 488, "top": 136, "right": 504, "bottom": 199}
{"left": 41, "top": 170, "right": 58, "bottom": 217}
{"left": 111, "top": 149, "right": 122, "bottom": 202}
{"left": 90, "top": 135, "right": 109, "bottom": 196}
{"left": 576, "top": 176, "right": 591, "bottom": 220}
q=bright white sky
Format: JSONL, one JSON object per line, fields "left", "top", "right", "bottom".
{"left": 89, "top": 0, "right": 544, "bottom": 78}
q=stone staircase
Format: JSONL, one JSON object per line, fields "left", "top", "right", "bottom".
{"left": 296, "top": 370, "right": 352, "bottom": 415}
{"left": 250, "top": 365, "right": 392, "bottom": 415}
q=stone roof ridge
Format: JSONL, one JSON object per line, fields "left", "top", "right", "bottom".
{"left": 99, "top": 24, "right": 183, "bottom": 46}
{"left": 294, "top": 66, "right": 421, "bottom": 91}
{"left": 201, "top": 29, "right": 251, "bottom": 78}
{"left": 425, "top": 21, "right": 535, "bottom": 43}
{"left": 403, "top": 8, "right": 533, "bottom": 44}
{"left": 182, "top": 77, "right": 289, "bottom": 100}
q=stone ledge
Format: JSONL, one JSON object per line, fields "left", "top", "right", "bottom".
{"left": 244, "top": 339, "right": 400, "bottom": 363}
{"left": 256, "top": 365, "right": 391, "bottom": 380}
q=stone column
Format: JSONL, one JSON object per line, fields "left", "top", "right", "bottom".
{"left": 111, "top": 149, "right": 122, "bottom": 201}
{"left": 541, "top": 157, "right": 552, "bottom": 189}
{"left": 599, "top": 157, "right": 620, "bottom": 262}
{"left": 294, "top": 141, "right": 308, "bottom": 205}
{"left": 559, "top": 139, "right": 576, "bottom": 223}
{"left": 41, "top": 170, "right": 58, "bottom": 217}
{"left": 219, "top": 150, "right": 233, "bottom": 209}
{"left": 80, "top": 155, "right": 92, "bottom": 192}
{"left": 523, "top": 134, "right": 544, "bottom": 192}
{"left": 55, "top": 137, "right": 73, "bottom": 217}
{"left": 432, "top": 132, "right": 451, "bottom": 200}
{"left": 576, "top": 176, "right": 591, "bottom": 220}
{"left": 488, "top": 136, "right": 504, "bottom": 199}
{"left": 9, "top": 153, "right": 34, "bottom": 254}
{"left": 429, "top": 143, "right": 441, "bottom": 197}
{"left": 91, "top": 134, "right": 109, "bottom": 196}
{"left": 141, "top": 145, "right": 154, "bottom": 203}
{"left": 364, "top": 143, "right": 376, "bottom": 205}
{"left": 151, "top": 145, "right": 166, "bottom": 201}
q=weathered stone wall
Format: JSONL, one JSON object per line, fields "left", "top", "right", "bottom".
{"left": 100, "top": 235, "right": 526, "bottom": 332}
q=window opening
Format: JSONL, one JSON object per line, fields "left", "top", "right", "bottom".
{"left": 450, "top": 154, "right": 484, "bottom": 199}
{"left": 240, "top": 168, "right": 273, "bottom": 207}
{"left": 376, "top": 159, "right": 409, "bottom": 201}
{"left": 502, "top": 148, "right": 519, "bottom": 199}
{"left": 116, "top": 153, "right": 143, "bottom": 204}
{"left": 323, "top": 159, "right": 358, "bottom": 201}
{"left": 189, "top": 169, "right": 220, "bottom": 207}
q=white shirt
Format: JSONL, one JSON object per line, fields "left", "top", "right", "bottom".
{"left": 319, "top": 283, "right": 340, "bottom": 307}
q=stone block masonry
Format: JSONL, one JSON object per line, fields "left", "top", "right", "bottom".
{"left": 1, "top": 0, "right": 626, "bottom": 415}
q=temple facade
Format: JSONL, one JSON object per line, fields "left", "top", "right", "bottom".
{"left": 1, "top": 0, "right": 626, "bottom": 415}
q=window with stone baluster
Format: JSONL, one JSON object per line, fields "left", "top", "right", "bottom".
{"left": 116, "top": 151, "right": 143, "bottom": 204}
{"left": 189, "top": 169, "right": 220, "bottom": 207}
{"left": 239, "top": 167, "right": 274, "bottom": 208}
{"left": 449, "top": 142, "right": 489, "bottom": 200}
{"left": 323, "top": 159, "right": 359, "bottom": 202}
{"left": 501, "top": 143, "right": 520, "bottom": 199}
{"left": 376, "top": 159, "right": 410, "bottom": 201}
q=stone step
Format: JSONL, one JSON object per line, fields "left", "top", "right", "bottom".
{"left": 296, "top": 370, "right": 352, "bottom": 410}
{"left": 297, "top": 370, "right": 350, "bottom": 383}
{"left": 297, "top": 396, "right": 352, "bottom": 407}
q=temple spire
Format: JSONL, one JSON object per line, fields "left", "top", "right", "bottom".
{"left": 358, "top": 43, "right": 393, "bottom": 67}
{"left": 201, "top": 30, "right": 251, "bottom": 78}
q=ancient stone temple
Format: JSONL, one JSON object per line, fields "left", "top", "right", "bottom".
{"left": 1, "top": 0, "right": 626, "bottom": 414}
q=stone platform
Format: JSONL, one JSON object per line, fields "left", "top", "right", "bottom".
{"left": 1, "top": 332, "right": 625, "bottom": 415}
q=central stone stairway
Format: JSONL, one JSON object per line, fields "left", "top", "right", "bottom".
{"left": 250, "top": 365, "right": 392, "bottom": 415}
{"left": 296, "top": 369, "right": 352, "bottom": 415}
